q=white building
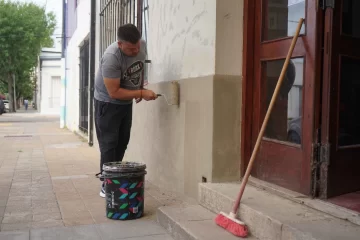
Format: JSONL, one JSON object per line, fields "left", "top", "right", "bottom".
{"left": 60, "top": 1, "right": 360, "bottom": 238}
{"left": 62, "top": 0, "right": 92, "bottom": 134}
{"left": 63, "top": 0, "right": 242, "bottom": 199}
{"left": 35, "top": 48, "right": 62, "bottom": 115}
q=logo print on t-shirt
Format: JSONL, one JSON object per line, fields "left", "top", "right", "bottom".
{"left": 123, "top": 61, "right": 144, "bottom": 87}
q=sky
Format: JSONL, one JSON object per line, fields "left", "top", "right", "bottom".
{"left": 11, "top": 0, "right": 63, "bottom": 49}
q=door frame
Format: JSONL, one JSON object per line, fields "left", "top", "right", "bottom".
{"left": 318, "top": 1, "right": 360, "bottom": 199}
{"left": 241, "top": 0, "right": 324, "bottom": 196}
{"left": 241, "top": 0, "right": 256, "bottom": 177}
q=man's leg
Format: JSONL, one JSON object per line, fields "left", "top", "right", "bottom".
{"left": 95, "top": 101, "right": 132, "bottom": 173}
{"left": 115, "top": 103, "right": 133, "bottom": 161}
{"left": 96, "top": 103, "right": 122, "bottom": 172}
{"left": 95, "top": 100, "right": 129, "bottom": 197}
{"left": 94, "top": 99, "right": 104, "bottom": 176}
{"left": 94, "top": 99, "right": 107, "bottom": 197}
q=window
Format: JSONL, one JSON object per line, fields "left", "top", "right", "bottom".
{"left": 99, "top": 0, "right": 149, "bottom": 58}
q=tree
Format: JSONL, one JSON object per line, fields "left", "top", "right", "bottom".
{"left": 0, "top": 79, "right": 6, "bottom": 94}
{"left": 0, "top": 0, "right": 56, "bottom": 112}
{"left": 18, "top": 73, "right": 36, "bottom": 100}
{"left": 15, "top": 70, "right": 36, "bottom": 107}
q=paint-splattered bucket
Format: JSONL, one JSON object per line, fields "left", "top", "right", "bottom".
{"left": 102, "top": 162, "right": 146, "bottom": 220}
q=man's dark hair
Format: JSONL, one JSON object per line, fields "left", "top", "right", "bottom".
{"left": 117, "top": 24, "right": 141, "bottom": 44}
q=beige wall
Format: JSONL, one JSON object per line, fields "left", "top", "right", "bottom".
{"left": 215, "top": 0, "right": 243, "bottom": 75}
{"left": 212, "top": 75, "right": 242, "bottom": 182}
{"left": 212, "top": 0, "right": 244, "bottom": 181}
{"left": 125, "top": 0, "right": 244, "bottom": 199}
{"left": 126, "top": 76, "right": 214, "bottom": 197}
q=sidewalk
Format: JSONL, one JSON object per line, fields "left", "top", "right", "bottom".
{"left": 0, "top": 111, "right": 188, "bottom": 239}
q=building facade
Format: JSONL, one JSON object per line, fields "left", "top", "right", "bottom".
{"left": 62, "top": 0, "right": 360, "bottom": 213}
{"left": 35, "top": 48, "right": 62, "bottom": 115}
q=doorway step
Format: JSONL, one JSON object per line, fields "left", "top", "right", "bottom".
{"left": 157, "top": 178, "right": 360, "bottom": 240}
{"left": 327, "top": 191, "right": 360, "bottom": 214}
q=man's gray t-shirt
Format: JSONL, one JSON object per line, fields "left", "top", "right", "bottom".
{"left": 94, "top": 39, "right": 147, "bottom": 105}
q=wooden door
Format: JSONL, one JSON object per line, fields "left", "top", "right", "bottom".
{"left": 249, "top": 0, "right": 320, "bottom": 195}
{"left": 319, "top": 0, "right": 360, "bottom": 198}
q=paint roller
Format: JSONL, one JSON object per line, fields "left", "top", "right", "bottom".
{"left": 156, "top": 81, "right": 180, "bottom": 106}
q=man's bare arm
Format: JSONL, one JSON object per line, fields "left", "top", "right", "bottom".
{"left": 103, "top": 77, "right": 142, "bottom": 100}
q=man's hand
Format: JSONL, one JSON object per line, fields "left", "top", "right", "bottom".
{"left": 141, "top": 89, "right": 158, "bottom": 101}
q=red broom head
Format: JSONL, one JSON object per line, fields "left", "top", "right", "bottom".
{"left": 215, "top": 212, "right": 249, "bottom": 238}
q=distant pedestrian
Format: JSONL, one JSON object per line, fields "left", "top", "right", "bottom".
{"left": 24, "top": 99, "right": 28, "bottom": 110}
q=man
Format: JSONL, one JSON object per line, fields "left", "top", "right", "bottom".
{"left": 94, "top": 24, "right": 157, "bottom": 197}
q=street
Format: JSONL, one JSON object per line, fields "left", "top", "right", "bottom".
{"left": 0, "top": 109, "right": 177, "bottom": 239}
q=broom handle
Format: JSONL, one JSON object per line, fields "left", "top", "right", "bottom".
{"left": 232, "top": 18, "right": 304, "bottom": 214}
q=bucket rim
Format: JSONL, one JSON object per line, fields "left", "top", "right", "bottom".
{"left": 102, "top": 161, "right": 146, "bottom": 172}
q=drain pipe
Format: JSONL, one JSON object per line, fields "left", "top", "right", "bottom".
{"left": 88, "top": 0, "right": 96, "bottom": 146}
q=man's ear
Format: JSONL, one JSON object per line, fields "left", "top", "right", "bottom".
{"left": 117, "top": 41, "right": 122, "bottom": 48}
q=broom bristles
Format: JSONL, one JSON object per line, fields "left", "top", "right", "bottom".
{"left": 215, "top": 212, "right": 249, "bottom": 238}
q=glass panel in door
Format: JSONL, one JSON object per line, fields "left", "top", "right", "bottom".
{"left": 338, "top": 56, "right": 360, "bottom": 147}
{"left": 342, "top": 0, "right": 360, "bottom": 38}
{"left": 263, "top": 0, "right": 306, "bottom": 41}
{"left": 263, "top": 57, "right": 304, "bottom": 145}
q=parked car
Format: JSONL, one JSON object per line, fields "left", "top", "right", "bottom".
{"left": 3, "top": 100, "right": 9, "bottom": 112}
{"left": 0, "top": 99, "right": 5, "bottom": 115}
{"left": 287, "top": 117, "right": 352, "bottom": 146}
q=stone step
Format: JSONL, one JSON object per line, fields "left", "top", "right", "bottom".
{"left": 199, "top": 182, "right": 360, "bottom": 240}
{"left": 248, "top": 177, "right": 360, "bottom": 226}
{"left": 157, "top": 204, "right": 258, "bottom": 240}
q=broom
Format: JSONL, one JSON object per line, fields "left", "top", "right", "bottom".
{"left": 215, "top": 18, "right": 305, "bottom": 238}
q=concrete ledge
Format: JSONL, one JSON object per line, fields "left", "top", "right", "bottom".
{"left": 199, "top": 183, "right": 360, "bottom": 240}
{"left": 157, "top": 205, "right": 258, "bottom": 240}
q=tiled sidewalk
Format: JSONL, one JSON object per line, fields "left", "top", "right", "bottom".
{"left": 0, "top": 112, "right": 192, "bottom": 239}
{"left": 0, "top": 221, "right": 173, "bottom": 240}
